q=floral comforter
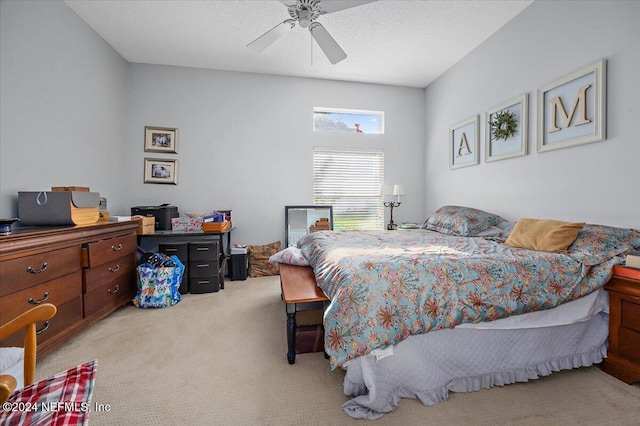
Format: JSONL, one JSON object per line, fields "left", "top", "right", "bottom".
{"left": 298, "top": 229, "right": 625, "bottom": 367}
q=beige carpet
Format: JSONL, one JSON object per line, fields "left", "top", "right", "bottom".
{"left": 36, "top": 276, "right": 640, "bottom": 425}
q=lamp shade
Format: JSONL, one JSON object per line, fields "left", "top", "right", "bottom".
{"left": 381, "top": 184, "right": 393, "bottom": 196}
{"left": 392, "top": 185, "right": 405, "bottom": 196}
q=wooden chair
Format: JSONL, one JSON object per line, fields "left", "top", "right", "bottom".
{"left": 0, "top": 303, "right": 57, "bottom": 404}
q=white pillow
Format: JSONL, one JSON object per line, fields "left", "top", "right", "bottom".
{"left": 0, "top": 347, "right": 23, "bottom": 372}
{"left": 269, "top": 246, "right": 310, "bottom": 266}
{"left": 0, "top": 347, "right": 24, "bottom": 390}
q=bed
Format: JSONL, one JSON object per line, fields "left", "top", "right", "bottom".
{"left": 271, "top": 206, "right": 640, "bottom": 419}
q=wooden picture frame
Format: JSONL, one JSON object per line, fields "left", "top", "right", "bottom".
{"left": 144, "top": 126, "right": 178, "bottom": 153}
{"left": 537, "top": 60, "right": 606, "bottom": 153}
{"left": 449, "top": 115, "right": 479, "bottom": 169}
{"left": 144, "top": 158, "right": 178, "bottom": 184}
{"left": 285, "top": 205, "right": 333, "bottom": 248}
{"left": 485, "top": 94, "right": 528, "bottom": 162}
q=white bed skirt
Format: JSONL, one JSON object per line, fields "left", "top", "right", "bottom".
{"left": 342, "top": 312, "right": 609, "bottom": 419}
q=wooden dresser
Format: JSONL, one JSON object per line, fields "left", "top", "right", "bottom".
{"left": 0, "top": 221, "right": 138, "bottom": 358}
{"left": 601, "top": 265, "right": 640, "bottom": 384}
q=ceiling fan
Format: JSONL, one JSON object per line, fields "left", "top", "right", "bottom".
{"left": 247, "top": 0, "right": 378, "bottom": 65}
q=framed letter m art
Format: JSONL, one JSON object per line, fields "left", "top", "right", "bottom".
{"left": 450, "top": 115, "right": 479, "bottom": 170}
{"left": 537, "top": 60, "right": 606, "bottom": 153}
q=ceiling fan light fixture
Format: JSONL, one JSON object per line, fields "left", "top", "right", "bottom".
{"left": 297, "top": 7, "right": 312, "bottom": 28}
{"left": 248, "top": 0, "right": 377, "bottom": 64}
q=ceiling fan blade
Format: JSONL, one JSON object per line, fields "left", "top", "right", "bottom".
{"left": 309, "top": 22, "right": 347, "bottom": 64}
{"left": 247, "top": 20, "right": 296, "bottom": 52}
{"left": 316, "top": 0, "right": 378, "bottom": 14}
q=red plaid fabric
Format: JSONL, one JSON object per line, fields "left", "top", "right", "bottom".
{"left": 0, "top": 360, "right": 97, "bottom": 426}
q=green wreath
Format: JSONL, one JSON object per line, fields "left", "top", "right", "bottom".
{"left": 489, "top": 110, "right": 517, "bottom": 141}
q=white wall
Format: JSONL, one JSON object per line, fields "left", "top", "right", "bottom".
{"left": 424, "top": 0, "right": 640, "bottom": 228}
{"left": 0, "top": 0, "right": 129, "bottom": 216}
{"left": 126, "top": 64, "right": 425, "bottom": 245}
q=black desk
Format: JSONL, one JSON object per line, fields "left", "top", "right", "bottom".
{"left": 138, "top": 228, "right": 234, "bottom": 289}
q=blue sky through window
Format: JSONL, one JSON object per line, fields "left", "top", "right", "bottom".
{"left": 314, "top": 108, "right": 384, "bottom": 134}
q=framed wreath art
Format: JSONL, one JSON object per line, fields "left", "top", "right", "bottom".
{"left": 485, "top": 94, "right": 528, "bottom": 163}
{"left": 489, "top": 110, "right": 517, "bottom": 141}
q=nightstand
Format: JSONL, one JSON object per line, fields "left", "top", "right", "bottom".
{"left": 601, "top": 265, "right": 640, "bottom": 384}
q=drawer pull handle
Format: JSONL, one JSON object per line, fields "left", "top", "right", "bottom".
{"left": 26, "top": 263, "right": 48, "bottom": 274}
{"left": 196, "top": 247, "right": 210, "bottom": 251}
{"left": 164, "top": 248, "right": 178, "bottom": 252}
{"left": 28, "top": 292, "right": 50, "bottom": 304}
{"left": 197, "top": 264, "right": 210, "bottom": 268}
{"left": 36, "top": 321, "right": 50, "bottom": 335}
{"left": 108, "top": 285, "right": 120, "bottom": 294}
{"left": 108, "top": 264, "right": 121, "bottom": 273}
{"left": 111, "top": 243, "right": 123, "bottom": 251}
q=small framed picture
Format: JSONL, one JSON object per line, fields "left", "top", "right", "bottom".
{"left": 144, "top": 126, "right": 178, "bottom": 153}
{"left": 537, "top": 60, "right": 606, "bottom": 153}
{"left": 449, "top": 115, "right": 479, "bottom": 169}
{"left": 485, "top": 94, "right": 528, "bottom": 162}
{"left": 144, "top": 158, "right": 178, "bottom": 185}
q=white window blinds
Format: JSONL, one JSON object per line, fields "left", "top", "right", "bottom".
{"left": 313, "top": 148, "right": 384, "bottom": 230}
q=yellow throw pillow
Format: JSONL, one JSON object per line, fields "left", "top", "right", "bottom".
{"left": 504, "top": 218, "right": 585, "bottom": 253}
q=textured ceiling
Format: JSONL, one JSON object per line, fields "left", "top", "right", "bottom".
{"left": 64, "top": 0, "right": 533, "bottom": 88}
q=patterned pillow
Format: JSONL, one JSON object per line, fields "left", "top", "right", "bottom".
{"left": 248, "top": 241, "right": 282, "bottom": 277}
{"left": 480, "top": 222, "right": 514, "bottom": 243}
{"left": 269, "top": 246, "right": 310, "bottom": 266}
{"left": 0, "top": 360, "right": 97, "bottom": 426}
{"left": 567, "top": 224, "right": 640, "bottom": 266}
{"left": 423, "top": 205, "right": 505, "bottom": 237}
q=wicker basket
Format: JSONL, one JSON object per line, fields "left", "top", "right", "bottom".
{"left": 202, "top": 221, "right": 232, "bottom": 232}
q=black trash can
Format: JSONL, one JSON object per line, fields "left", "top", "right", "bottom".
{"left": 229, "top": 252, "right": 248, "bottom": 281}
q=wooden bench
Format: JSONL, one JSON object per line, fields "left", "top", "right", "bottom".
{"left": 279, "top": 263, "right": 329, "bottom": 364}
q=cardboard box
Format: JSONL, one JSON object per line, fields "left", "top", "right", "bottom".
{"left": 19, "top": 191, "right": 100, "bottom": 226}
{"left": 51, "top": 186, "right": 90, "bottom": 192}
{"left": 98, "top": 211, "right": 110, "bottom": 222}
{"left": 132, "top": 215, "right": 155, "bottom": 234}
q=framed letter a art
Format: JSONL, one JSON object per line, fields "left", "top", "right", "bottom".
{"left": 537, "top": 60, "right": 606, "bottom": 153}
{"left": 449, "top": 115, "right": 479, "bottom": 170}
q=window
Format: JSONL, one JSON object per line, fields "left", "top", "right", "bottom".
{"left": 313, "top": 107, "right": 384, "bottom": 134}
{"left": 313, "top": 148, "right": 384, "bottom": 230}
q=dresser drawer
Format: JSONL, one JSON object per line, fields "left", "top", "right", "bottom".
{"left": 84, "top": 276, "right": 136, "bottom": 318}
{"left": 0, "top": 296, "right": 83, "bottom": 348}
{"left": 0, "top": 271, "right": 82, "bottom": 324}
{"left": 621, "top": 298, "right": 640, "bottom": 333}
{"left": 159, "top": 243, "right": 188, "bottom": 262}
{"left": 83, "top": 254, "right": 136, "bottom": 293}
{"left": 189, "top": 276, "right": 220, "bottom": 294}
{"left": 619, "top": 327, "right": 640, "bottom": 363}
{"left": 189, "top": 242, "right": 218, "bottom": 261}
{"left": 0, "top": 246, "right": 81, "bottom": 298}
{"left": 189, "top": 260, "right": 219, "bottom": 278}
{"left": 84, "top": 233, "right": 137, "bottom": 267}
